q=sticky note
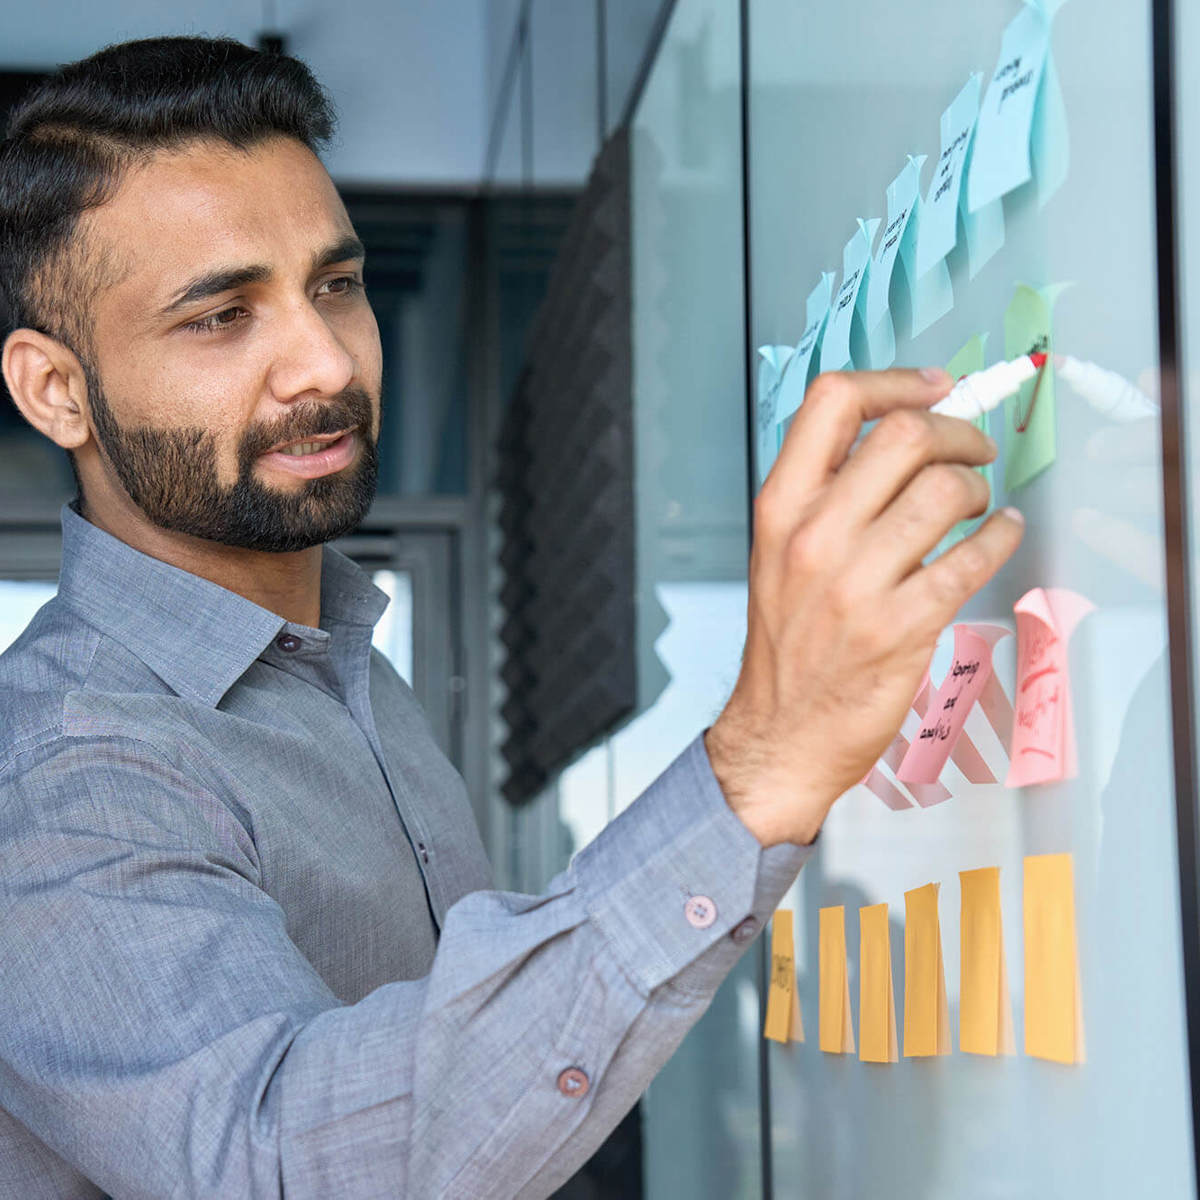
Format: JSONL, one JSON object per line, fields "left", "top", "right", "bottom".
{"left": 959, "top": 126, "right": 1005, "bottom": 279}
{"left": 865, "top": 156, "right": 954, "bottom": 359}
{"left": 774, "top": 272, "right": 836, "bottom": 439}
{"left": 914, "top": 76, "right": 1001, "bottom": 281}
{"left": 937, "top": 334, "right": 993, "bottom": 552}
{"left": 959, "top": 866, "right": 1015, "bottom": 1056}
{"left": 1003, "top": 282, "right": 1070, "bottom": 490}
{"left": 820, "top": 218, "right": 880, "bottom": 374}
{"left": 1006, "top": 587, "right": 1095, "bottom": 787}
{"left": 967, "top": 5, "right": 1050, "bottom": 213}
{"left": 819, "top": 905, "right": 855, "bottom": 1054}
{"left": 858, "top": 903, "right": 898, "bottom": 1063}
{"left": 969, "top": 1, "right": 1069, "bottom": 212}
{"left": 898, "top": 623, "right": 1008, "bottom": 785}
{"left": 755, "top": 344, "right": 793, "bottom": 488}
{"left": 1024, "top": 852, "right": 1085, "bottom": 1064}
{"left": 878, "top": 693, "right": 952, "bottom": 808}
{"left": 903, "top": 884, "right": 950, "bottom": 1057}
{"left": 764, "top": 909, "right": 804, "bottom": 1044}
{"left": 861, "top": 764, "right": 914, "bottom": 811}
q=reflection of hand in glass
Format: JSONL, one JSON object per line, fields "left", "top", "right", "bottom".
{"left": 1072, "top": 414, "right": 1163, "bottom": 593}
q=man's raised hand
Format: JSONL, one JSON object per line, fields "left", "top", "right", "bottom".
{"left": 705, "top": 368, "right": 1025, "bottom": 847}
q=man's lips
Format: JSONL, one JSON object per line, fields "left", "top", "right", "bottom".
{"left": 258, "top": 430, "right": 360, "bottom": 479}
{"left": 262, "top": 427, "right": 355, "bottom": 455}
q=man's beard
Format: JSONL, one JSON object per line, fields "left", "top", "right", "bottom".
{"left": 85, "top": 367, "right": 380, "bottom": 553}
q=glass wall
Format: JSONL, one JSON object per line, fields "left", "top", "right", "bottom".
{"left": 749, "top": 1, "right": 1194, "bottom": 1197}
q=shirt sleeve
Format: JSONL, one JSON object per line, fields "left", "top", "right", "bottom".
{"left": 0, "top": 731, "right": 813, "bottom": 1199}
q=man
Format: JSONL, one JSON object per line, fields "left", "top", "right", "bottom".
{"left": 0, "top": 35, "right": 1021, "bottom": 1200}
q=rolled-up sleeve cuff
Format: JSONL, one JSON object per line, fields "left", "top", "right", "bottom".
{"left": 569, "top": 733, "right": 815, "bottom": 996}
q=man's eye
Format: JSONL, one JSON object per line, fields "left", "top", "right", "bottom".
{"left": 184, "top": 306, "right": 247, "bottom": 335}
{"left": 322, "top": 276, "right": 364, "bottom": 296}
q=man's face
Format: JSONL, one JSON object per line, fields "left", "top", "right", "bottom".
{"left": 78, "top": 135, "right": 383, "bottom": 552}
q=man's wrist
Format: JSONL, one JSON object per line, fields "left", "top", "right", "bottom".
{"left": 703, "top": 718, "right": 831, "bottom": 849}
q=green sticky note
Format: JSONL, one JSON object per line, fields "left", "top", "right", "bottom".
{"left": 1003, "top": 282, "right": 1070, "bottom": 491}
{"left": 939, "top": 333, "right": 992, "bottom": 552}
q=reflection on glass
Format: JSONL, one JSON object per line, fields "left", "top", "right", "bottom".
{"left": 0, "top": 580, "right": 58, "bottom": 653}
{"left": 371, "top": 569, "right": 414, "bottom": 685}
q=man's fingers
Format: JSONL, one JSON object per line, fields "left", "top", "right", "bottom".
{"left": 898, "top": 507, "right": 1025, "bottom": 627}
{"left": 820, "top": 407, "right": 996, "bottom": 532}
{"left": 851, "top": 463, "right": 992, "bottom": 586}
{"left": 762, "top": 368, "right": 954, "bottom": 518}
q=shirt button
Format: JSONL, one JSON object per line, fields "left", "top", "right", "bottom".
{"left": 684, "top": 895, "right": 717, "bottom": 929}
{"left": 731, "top": 916, "right": 758, "bottom": 945}
{"left": 556, "top": 1067, "right": 590, "bottom": 1099}
{"left": 276, "top": 634, "right": 301, "bottom": 652}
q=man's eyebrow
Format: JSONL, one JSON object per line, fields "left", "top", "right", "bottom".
{"left": 158, "top": 235, "right": 367, "bottom": 317}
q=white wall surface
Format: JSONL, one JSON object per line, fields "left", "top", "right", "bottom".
{"left": 0, "top": 0, "right": 489, "bottom": 185}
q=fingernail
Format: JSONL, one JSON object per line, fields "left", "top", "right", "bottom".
{"left": 920, "top": 366, "right": 951, "bottom": 384}
{"left": 1002, "top": 506, "right": 1025, "bottom": 525}
{"left": 985, "top": 433, "right": 998, "bottom": 453}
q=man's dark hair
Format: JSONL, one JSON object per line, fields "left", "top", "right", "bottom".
{"left": 0, "top": 36, "right": 337, "bottom": 486}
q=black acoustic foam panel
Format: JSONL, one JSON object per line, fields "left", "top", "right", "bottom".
{"left": 496, "top": 127, "right": 635, "bottom": 806}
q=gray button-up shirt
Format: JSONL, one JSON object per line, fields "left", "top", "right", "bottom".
{"left": 0, "top": 502, "right": 811, "bottom": 1199}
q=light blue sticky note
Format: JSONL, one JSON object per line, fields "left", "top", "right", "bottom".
{"left": 899, "top": 159, "right": 954, "bottom": 338}
{"left": 865, "top": 159, "right": 921, "bottom": 369}
{"left": 755, "top": 344, "right": 793, "bottom": 488}
{"left": 820, "top": 218, "right": 880, "bottom": 373}
{"left": 960, "top": 132, "right": 1005, "bottom": 278}
{"left": 966, "top": 5, "right": 1050, "bottom": 213}
{"left": 1031, "top": 34, "right": 1069, "bottom": 205}
{"left": 915, "top": 75, "right": 982, "bottom": 279}
{"left": 775, "top": 272, "right": 835, "bottom": 435}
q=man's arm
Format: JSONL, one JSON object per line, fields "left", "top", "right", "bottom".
{"left": 0, "top": 730, "right": 807, "bottom": 1199}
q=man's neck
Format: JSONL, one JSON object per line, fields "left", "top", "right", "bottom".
{"left": 77, "top": 493, "right": 325, "bottom": 629}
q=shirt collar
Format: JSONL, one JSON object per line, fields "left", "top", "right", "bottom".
{"left": 56, "top": 501, "right": 390, "bottom": 708}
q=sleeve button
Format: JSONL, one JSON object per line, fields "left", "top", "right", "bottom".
{"left": 684, "top": 895, "right": 717, "bottom": 929}
{"left": 276, "top": 633, "right": 301, "bottom": 652}
{"left": 556, "top": 1067, "right": 590, "bottom": 1098}
{"left": 731, "top": 916, "right": 759, "bottom": 944}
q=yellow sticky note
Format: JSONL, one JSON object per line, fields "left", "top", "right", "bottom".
{"left": 903, "top": 883, "right": 951, "bottom": 1057}
{"left": 858, "top": 903, "right": 898, "bottom": 1063}
{"left": 959, "top": 867, "right": 1015, "bottom": 1056}
{"left": 763, "top": 909, "right": 804, "bottom": 1043}
{"left": 819, "top": 905, "right": 855, "bottom": 1054}
{"left": 1024, "top": 853, "right": 1085, "bottom": 1064}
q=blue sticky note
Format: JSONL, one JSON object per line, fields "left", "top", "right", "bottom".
{"left": 1031, "top": 29, "right": 1069, "bottom": 205}
{"left": 960, "top": 132, "right": 1005, "bottom": 278}
{"left": 967, "top": 5, "right": 1050, "bottom": 213}
{"left": 775, "top": 272, "right": 835, "bottom": 436}
{"left": 820, "top": 218, "right": 880, "bottom": 374}
{"left": 866, "top": 155, "right": 953, "bottom": 357}
{"left": 915, "top": 75, "right": 983, "bottom": 279}
{"left": 755, "top": 344, "right": 793, "bottom": 487}
{"left": 899, "top": 161, "right": 954, "bottom": 338}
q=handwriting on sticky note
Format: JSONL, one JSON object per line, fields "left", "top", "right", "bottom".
{"left": 820, "top": 219, "right": 879, "bottom": 374}
{"left": 1024, "top": 852, "right": 1085, "bottom": 1064}
{"left": 859, "top": 903, "right": 899, "bottom": 1064}
{"left": 764, "top": 909, "right": 804, "bottom": 1044}
{"left": 899, "top": 624, "right": 1009, "bottom": 785}
{"left": 819, "top": 905, "right": 855, "bottom": 1054}
{"left": 1006, "top": 587, "right": 1094, "bottom": 787}
{"left": 959, "top": 866, "right": 1015, "bottom": 1056}
{"left": 904, "top": 883, "right": 950, "bottom": 1057}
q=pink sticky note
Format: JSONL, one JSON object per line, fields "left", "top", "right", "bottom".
{"left": 898, "top": 624, "right": 1008, "bottom": 785}
{"left": 863, "top": 765, "right": 914, "bottom": 810}
{"left": 1005, "top": 588, "right": 1095, "bottom": 787}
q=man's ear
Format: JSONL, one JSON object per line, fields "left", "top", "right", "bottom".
{"left": 2, "top": 328, "right": 92, "bottom": 452}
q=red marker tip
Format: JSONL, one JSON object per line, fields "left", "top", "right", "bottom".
{"left": 1029, "top": 352, "right": 1048, "bottom": 370}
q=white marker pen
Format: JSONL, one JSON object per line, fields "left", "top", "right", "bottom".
{"left": 930, "top": 352, "right": 1048, "bottom": 420}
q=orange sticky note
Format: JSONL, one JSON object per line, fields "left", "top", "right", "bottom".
{"left": 903, "top": 883, "right": 950, "bottom": 1057}
{"left": 763, "top": 909, "right": 804, "bottom": 1043}
{"left": 858, "top": 903, "right": 898, "bottom": 1063}
{"left": 1024, "top": 853, "right": 1085, "bottom": 1064}
{"left": 819, "top": 905, "right": 855, "bottom": 1054}
{"left": 959, "top": 867, "right": 1015, "bottom": 1055}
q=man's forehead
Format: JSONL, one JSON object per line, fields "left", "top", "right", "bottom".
{"left": 85, "top": 137, "right": 353, "bottom": 308}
